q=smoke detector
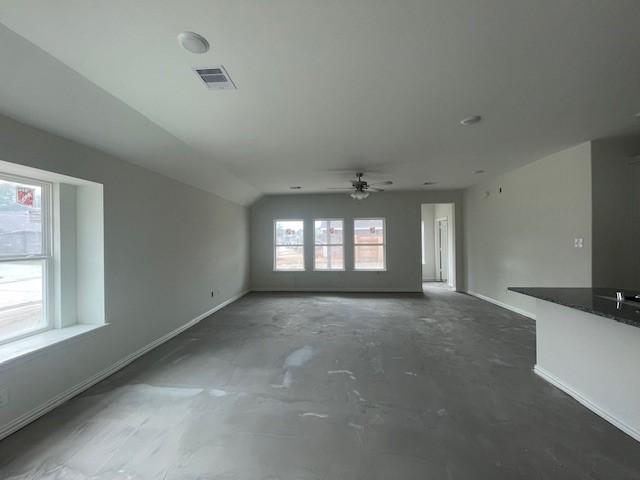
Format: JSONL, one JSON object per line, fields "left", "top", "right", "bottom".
{"left": 177, "top": 32, "right": 210, "bottom": 54}
{"left": 193, "top": 66, "right": 236, "bottom": 90}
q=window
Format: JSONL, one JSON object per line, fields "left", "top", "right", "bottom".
{"left": 354, "top": 218, "right": 385, "bottom": 270}
{"left": 274, "top": 220, "right": 305, "bottom": 271}
{"left": 0, "top": 174, "right": 52, "bottom": 344}
{"left": 314, "top": 219, "right": 344, "bottom": 270}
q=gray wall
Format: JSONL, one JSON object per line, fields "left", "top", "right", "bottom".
{"left": 463, "top": 142, "right": 592, "bottom": 316}
{"left": 0, "top": 114, "right": 250, "bottom": 434}
{"left": 591, "top": 134, "right": 640, "bottom": 290}
{"left": 251, "top": 191, "right": 464, "bottom": 292}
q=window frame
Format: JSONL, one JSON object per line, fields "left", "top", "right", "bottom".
{"left": 353, "top": 217, "right": 387, "bottom": 272}
{"left": 313, "top": 218, "right": 345, "bottom": 271}
{"left": 0, "top": 172, "right": 54, "bottom": 346}
{"left": 273, "top": 219, "right": 305, "bottom": 272}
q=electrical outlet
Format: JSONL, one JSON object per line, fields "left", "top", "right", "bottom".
{"left": 573, "top": 238, "right": 584, "bottom": 248}
{"left": 0, "top": 387, "right": 8, "bottom": 407}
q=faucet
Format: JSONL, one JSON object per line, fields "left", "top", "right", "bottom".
{"left": 615, "top": 291, "right": 640, "bottom": 303}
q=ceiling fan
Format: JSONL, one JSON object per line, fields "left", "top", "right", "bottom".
{"left": 328, "top": 172, "right": 393, "bottom": 200}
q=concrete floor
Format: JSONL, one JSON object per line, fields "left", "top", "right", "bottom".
{"left": 422, "top": 281, "right": 454, "bottom": 290}
{"left": 1, "top": 289, "right": 640, "bottom": 479}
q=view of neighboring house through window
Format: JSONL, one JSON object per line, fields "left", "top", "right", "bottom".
{"left": 314, "top": 219, "right": 344, "bottom": 270}
{"left": 274, "top": 219, "right": 305, "bottom": 271}
{"left": 0, "top": 174, "right": 51, "bottom": 343}
{"left": 354, "top": 218, "right": 386, "bottom": 270}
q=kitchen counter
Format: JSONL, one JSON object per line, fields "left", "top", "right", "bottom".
{"left": 509, "top": 286, "right": 640, "bottom": 442}
{"left": 508, "top": 287, "right": 640, "bottom": 328}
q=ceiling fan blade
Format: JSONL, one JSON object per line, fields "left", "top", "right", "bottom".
{"left": 327, "top": 187, "right": 354, "bottom": 190}
{"left": 369, "top": 187, "right": 385, "bottom": 192}
{"left": 369, "top": 180, "right": 393, "bottom": 186}
{"left": 326, "top": 168, "right": 384, "bottom": 174}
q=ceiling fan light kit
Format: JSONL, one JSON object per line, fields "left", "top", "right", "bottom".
{"left": 350, "top": 191, "right": 370, "bottom": 200}
{"left": 328, "top": 172, "right": 392, "bottom": 200}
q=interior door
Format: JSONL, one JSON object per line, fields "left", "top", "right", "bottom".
{"left": 438, "top": 219, "right": 448, "bottom": 282}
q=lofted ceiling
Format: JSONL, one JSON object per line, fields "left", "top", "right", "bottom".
{"left": 1, "top": 1, "right": 640, "bottom": 203}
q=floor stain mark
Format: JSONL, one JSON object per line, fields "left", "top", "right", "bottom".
{"left": 328, "top": 369, "right": 357, "bottom": 380}
{"left": 300, "top": 412, "right": 329, "bottom": 419}
{"left": 285, "top": 345, "right": 314, "bottom": 368}
{"left": 352, "top": 389, "right": 365, "bottom": 402}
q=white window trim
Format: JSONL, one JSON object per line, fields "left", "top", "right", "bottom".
{"left": 0, "top": 172, "right": 54, "bottom": 346}
{"left": 353, "top": 217, "right": 387, "bottom": 272}
{"left": 313, "top": 218, "right": 345, "bottom": 271}
{"left": 273, "top": 219, "right": 305, "bottom": 272}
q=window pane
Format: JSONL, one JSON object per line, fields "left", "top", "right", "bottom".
{"left": 314, "top": 220, "right": 328, "bottom": 245}
{"left": 315, "top": 219, "right": 343, "bottom": 246}
{"left": 314, "top": 246, "right": 328, "bottom": 269}
{"left": 0, "top": 178, "right": 43, "bottom": 257}
{"left": 329, "top": 245, "right": 344, "bottom": 269}
{"left": 354, "top": 219, "right": 384, "bottom": 244}
{"left": 355, "top": 245, "right": 385, "bottom": 270}
{"left": 275, "top": 220, "right": 304, "bottom": 245}
{"left": 275, "top": 246, "right": 304, "bottom": 270}
{"left": 328, "top": 220, "right": 343, "bottom": 244}
{"left": 0, "top": 260, "right": 45, "bottom": 340}
{"left": 315, "top": 246, "right": 344, "bottom": 270}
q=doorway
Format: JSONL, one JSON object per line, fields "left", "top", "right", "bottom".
{"left": 421, "top": 203, "right": 456, "bottom": 290}
{"left": 436, "top": 218, "right": 448, "bottom": 282}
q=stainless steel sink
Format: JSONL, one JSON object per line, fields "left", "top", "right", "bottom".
{"left": 596, "top": 295, "right": 640, "bottom": 307}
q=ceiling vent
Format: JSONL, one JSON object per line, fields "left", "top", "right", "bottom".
{"left": 193, "top": 66, "right": 236, "bottom": 90}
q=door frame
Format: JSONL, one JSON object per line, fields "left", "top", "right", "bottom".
{"left": 435, "top": 217, "right": 449, "bottom": 282}
{"left": 420, "top": 203, "right": 457, "bottom": 291}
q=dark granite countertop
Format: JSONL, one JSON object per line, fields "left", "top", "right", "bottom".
{"left": 508, "top": 287, "right": 640, "bottom": 329}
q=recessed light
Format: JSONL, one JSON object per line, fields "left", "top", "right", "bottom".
{"left": 289, "top": 186, "right": 302, "bottom": 190}
{"left": 460, "top": 115, "right": 482, "bottom": 126}
{"left": 177, "top": 31, "right": 210, "bottom": 54}
{"left": 473, "top": 169, "right": 485, "bottom": 175}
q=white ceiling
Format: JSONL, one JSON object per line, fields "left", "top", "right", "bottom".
{"left": 1, "top": 1, "right": 640, "bottom": 203}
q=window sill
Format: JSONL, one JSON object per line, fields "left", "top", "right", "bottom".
{"left": 0, "top": 323, "right": 108, "bottom": 371}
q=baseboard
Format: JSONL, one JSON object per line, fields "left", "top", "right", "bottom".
{"left": 0, "top": 289, "right": 250, "bottom": 441}
{"left": 534, "top": 365, "right": 640, "bottom": 443}
{"left": 251, "top": 288, "right": 422, "bottom": 293}
{"left": 466, "top": 290, "right": 536, "bottom": 319}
